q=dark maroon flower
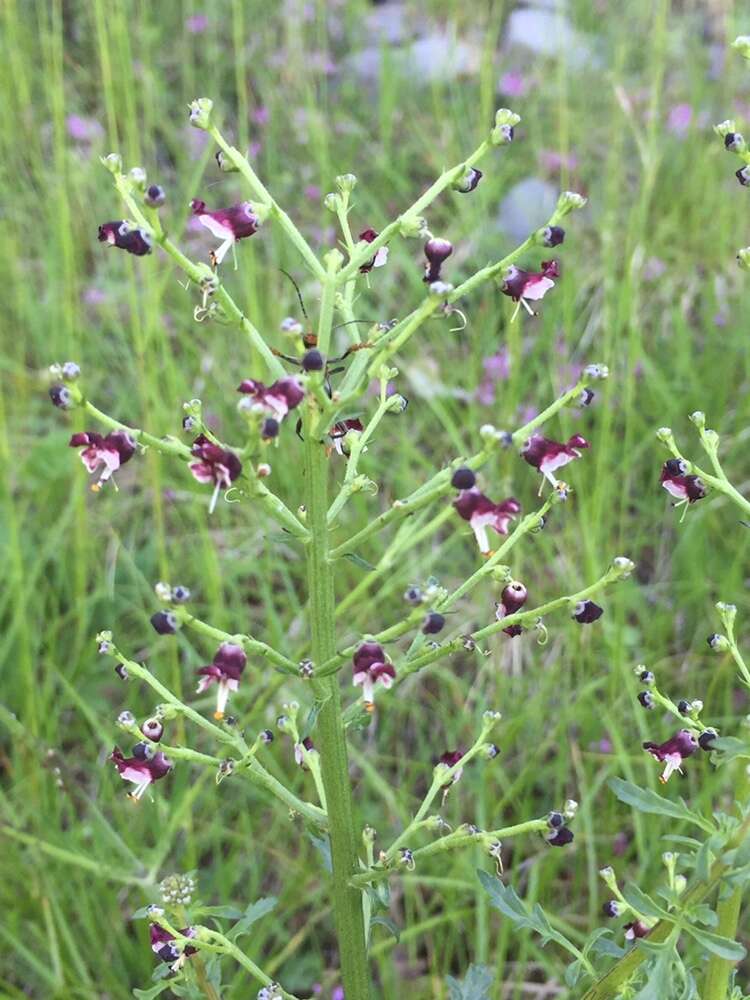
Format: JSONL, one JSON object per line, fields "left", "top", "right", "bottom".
{"left": 725, "top": 132, "right": 744, "bottom": 151}
{"left": 495, "top": 581, "right": 528, "bottom": 637}
{"left": 196, "top": 642, "right": 247, "bottom": 720}
{"left": 453, "top": 167, "right": 483, "bottom": 193}
{"left": 190, "top": 198, "right": 260, "bottom": 265}
{"left": 643, "top": 729, "right": 699, "bottom": 783}
{"left": 624, "top": 920, "right": 651, "bottom": 941}
{"left": 358, "top": 228, "right": 388, "bottom": 273}
{"left": 660, "top": 458, "right": 707, "bottom": 505}
{"left": 422, "top": 612, "right": 445, "bottom": 635}
{"left": 453, "top": 488, "right": 521, "bottom": 553}
{"left": 261, "top": 417, "right": 280, "bottom": 440}
{"left": 150, "top": 923, "right": 196, "bottom": 968}
{"left": 69, "top": 430, "right": 136, "bottom": 490}
{"left": 547, "top": 826, "right": 574, "bottom": 847}
{"left": 329, "top": 418, "right": 364, "bottom": 456}
{"left": 500, "top": 259, "right": 559, "bottom": 316}
{"left": 145, "top": 184, "right": 166, "bottom": 207}
{"left": 237, "top": 376, "right": 304, "bottom": 420}
{"left": 302, "top": 349, "right": 325, "bottom": 372}
{"left": 98, "top": 221, "right": 152, "bottom": 256}
{"left": 141, "top": 717, "right": 164, "bottom": 742}
{"left": 110, "top": 746, "right": 172, "bottom": 800}
{"left": 189, "top": 435, "right": 242, "bottom": 512}
{"left": 572, "top": 600, "right": 603, "bottom": 624}
{"left": 603, "top": 900, "right": 621, "bottom": 918}
{"left": 737, "top": 166, "right": 750, "bottom": 186}
{"left": 294, "top": 736, "right": 316, "bottom": 767}
{"left": 637, "top": 691, "right": 655, "bottom": 710}
{"left": 521, "top": 433, "right": 589, "bottom": 487}
{"left": 352, "top": 641, "right": 395, "bottom": 705}
{"left": 423, "top": 238, "right": 453, "bottom": 283}
{"left": 49, "top": 385, "right": 73, "bottom": 409}
{"left": 438, "top": 749, "right": 464, "bottom": 785}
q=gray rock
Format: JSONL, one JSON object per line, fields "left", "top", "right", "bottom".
{"left": 505, "top": 7, "right": 596, "bottom": 69}
{"left": 344, "top": 32, "right": 480, "bottom": 86}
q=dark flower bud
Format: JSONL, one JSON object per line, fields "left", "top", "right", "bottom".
{"left": 580, "top": 388, "right": 595, "bottom": 406}
{"left": 141, "top": 718, "right": 164, "bottom": 742}
{"left": 422, "top": 611, "right": 445, "bottom": 635}
{"left": 572, "top": 600, "right": 603, "bottom": 624}
{"left": 500, "top": 581, "right": 528, "bottom": 614}
{"left": 132, "top": 741, "right": 155, "bottom": 761}
{"left": 302, "top": 349, "right": 324, "bottom": 372}
{"left": 547, "top": 826, "right": 574, "bottom": 847}
{"left": 404, "top": 585, "right": 423, "bottom": 605}
{"left": 639, "top": 669, "right": 655, "bottom": 685}
{"left": 49, "top": 385, "right": 73, "bottom": 409}
{"left": 541, "top": 225, "right": 566, "bottom": 247}
{"left": 547, "top": 811, "right": 565, "bottom": 828}
{"left": 603, "top": 900, "right": 621, "bottom": 918}
{"left": 451, "top": 466, "right": 476, "bottom": 490}
{"left": 423, "top": 237, "right": 453, "bottom": 283}
{"left": 115, "top": 663, "right": 129, "bottom": 681}
{"left": 725, "top": 132, "right": 745, "bottom": 152}
{"left": 677, "top": 699, "right": 691, "bottom": 715}
{"left": 637, "top": 691, "right": 654, "bottom": 710}
{"left": 260, "top": 729, "right": 274, "bottom": 744}
{"left": 663, "top": 457, "right": 687, "bottom": 477}
{"left": 736, "top": 166, "right": 750, "bottom": 186}
{"left": 486, "top": 742, "right": 500, "bottom": 759}
{"left": 707, "top": 633, "right": 730, "bottom": 650}
{"left": 172, "top": 585, "right": 191, "bottom": 603}
{"left": 452, "top": 167, "right": 483, "bottom": 193}
{"left": 150, "top": 611, "right": 178, "bottom": 635}
{"left": 699, "top": 729, "right": 718, "bottom": 751}
{"left": 624, "top": 920, "right": 651, "bottom": 940}
{"left": 182, "top": 415, "right": 197, "bottom": 432}
{"left": 262, "top": 417, "right": 280, "bottom": 440}
{"left": 145, "top": 184, "right": 166, "bottom": 207}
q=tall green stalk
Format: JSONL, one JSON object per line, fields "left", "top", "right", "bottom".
{"left": 303, "top": 267, "right": 371, "bottom": 999}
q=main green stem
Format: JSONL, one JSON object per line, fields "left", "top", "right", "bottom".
{"left": 304, "top": 281, "right": 371, "bottom": 999}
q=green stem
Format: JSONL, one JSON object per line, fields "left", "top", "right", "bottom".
{"left": 702, "top": 887, "right": 743, "bottom": 999}
{"left": 173, "top": 607, "right": 299, "bottom": 675}
{"left": 304, "top": 342, "right": 371, "bottom": 996}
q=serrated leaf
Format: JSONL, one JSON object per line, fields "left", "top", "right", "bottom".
{"left": 445, "top": 963, "right": 495, "bottom": 1000}
{"left": 133, "top": 984, "right": 171, "bottom": 1000}
{"left": 369, "top": 914, "right": 400, "bottom": 943}
{"left": 477, "top": 871, "right": 577, "bottom": 959}
{"left": 342, "top": 551, "right": 377, "bottom": 571}
{"left": 622, "top": 884, "right": 671, "bottom": 920}
{"left": 226, "top": 897, "right": 277, "bottom": 941}
{"left": 608, "top": 778, "right": 710, "bottom": 829}
{"left": 683, "top": 924, "right": 746, "bottom": 961}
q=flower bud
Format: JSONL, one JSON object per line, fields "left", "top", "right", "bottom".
{"left": 612, "top": 556, "right": 635, "bottom": 577}
{"left": 547, "top": 811, "right": 564, "bottom": 829}
{"left": 49, "top": 385, "right": 73, "bottom": 409}
{"left": 428, "top": 280, "right": 453, "bottom": 297}
{"left": 101, "top": 152, "right": 122, "bottom": 174}
{"left": 452, "top": 167, "right": 483, "bottom": 193}
{"left": 539, "top": 225, "right": 565, "bottom": 247}
{"left": 117, "top": 710, "right": 137, "bottom": 730}
{"left": 707, "top": 633, "right": 730, "bottom": 651}
{"left": 323, "top": 192, "right": 340, "bottom": 213}
{"left": 398, "top": 215, "right": 428, "bottom": 238}
{"left": 280, "top": 316, "right": 304, "bottom": 337}
{"left": 724, "top": 132, "right": 746, "bottom": 153}
{"left": 638, "top": 691, "right": 655, "bottom": 710}
{"left": 154, "top": 581, "right": 172, "bottom": 602}
{"left": 674, "top": 875, "right": 687, "bottom": 893}
{"left": 699, "top": 729, "right": 718, "bottom": 750}
{"left": 639, "top": 669, "right": 655, "bottom": 685}
{"left": 603, "top": 900, "right": 621, "bottom": 917}
{"left": 736, "top": 166, "right": 750, "bottom": 187}
{"left": 563, "top": 799, "right": 578, "bottom": 818}
{"left": 61, "top": 361, "right": 81, "bottom": 380}
{"left": 142, "top": 717, "right": 164, "bottom": 742}
{"left": 302, "top": 349, "right": 324, "bottom": 372}
{"left": 172, "top": 586, "right": 191, "bottom": 603}
{"left": 404, "top": 585, "right": 423, "bottom": 605}
{"left": 555, "top": 191, "right": 587, "bottom": 217}
{"left": 451, "top": 467, "right": 476, "bottom": 490}
{"left": 485, "top": 742, "right": 500, "bottom": 759}
{"left": 737, "top": 247, "right": 750, "bottom": 270}
{"left": 260, "top": 729, "right": 274, "bottom": 744}
{"left": 599, "top": 866, "right": 617, "bottom": 890}
{"left": 385, "top": 393, "right": 408, "bottom": 414}
{"left": 335, "top": 173, "right": 357, "bottom": 193}
{"left": 262, "top": 417, "right": 280, "bottom": 440}
{"left": 129, "top": 166, "right": 147, "bottom": 189}
{"left": 714, "top": 119, "right": 737, "bottom": 138}
{"left": 215, "top": 149, "right": 239, "bottom": 172}
{"left": 732, "top": 35, "right": 750, "bottom": 58}
{"left": 491, "top": 108, "right": 521, "bottom": 145}
{"left": 132, "top": 741, "right": 155, "bottom": 761}
{"left": 584, "top": 363, "right": 609, "bottom": 380}
{"left": 422, "top": 611, "right": 445, "bottom": 635}
{"left": 145, "top": 184, "right": 166, "bottom": 207}
{"left": 151, "top": 611, "right": 178, "bottom": 635}
{"left": 188, "top": 97, "right": 214, "bottom": 130}
{"left": 677, "top": 699, "right": 691, "bottom": 715}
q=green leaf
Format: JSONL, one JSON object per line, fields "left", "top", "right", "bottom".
{"left": 308, "top": 833, "right": 332, "bottom": 873}
{"left": 622, "top": 884, "right": 671, "bottom": 920}
{"left": 226, "top": 897, "right": 277, "bottom": 941}
{"left": 133, "top": 985, "right": 171, "bottom": 1000}
{"left": 563, "top": 960, "right": 583, "bottom": 988}
{"left": 633, "top": 944, "right": 676, "bottom": 1000}
{"left": 445, "top": 964, "right": 495, "bottom": 1000}
{"left": 342, "top": 551, "right": 377, "bottom": 571}
{"left": 683, "top": 924, "right": 746, "bottom": 961}
{"left": 131, "top": 905, "right": 154, "bottom": 920}
{"left": 688, "top": 903, "right": 719, "bottom": 927}
{"left": 608, "top": 778, "right": 710, "bottom": 829}
{"left": 194, "top": 904, "right": 244, "bottom": 919}
{"left": 477, "top": 871, "right": 578, "bottom": 958}
{"left": 369, "top": 914, "right": 400, "bottom": 943}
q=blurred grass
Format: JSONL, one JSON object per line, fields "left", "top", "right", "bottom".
{"left": 2, "top": 0, "right": 750, "bottom": 997}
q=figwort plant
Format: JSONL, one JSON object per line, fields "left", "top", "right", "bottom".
{"left": 51, "top": 99, "right": 634, "bottom": 999}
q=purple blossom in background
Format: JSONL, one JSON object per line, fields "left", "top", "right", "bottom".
{"left": 666, "top": 102, "right": 692, "bottom": 137}
{"left": 185, "top": 14, "right": 209, "bottom": 34}
{"left": 642, "top": 257, "right": 667, "bottom": 282}
{"left": 476, "top": 349, "right": 510, "bottom": 405}
{"left": 538, "top": 150, "right": 579, "bottom": 174}
{"left": 67, "top": 114, "right": 104, "bottom": 143}
{"left": 304, "top": 184, "right": 322, "bottom": 201}
{"left": 83, "top": 287, "right": 107, "bottom": 306}
{"left": 499, "top": 70, "right": 528, "bottom": 97}
{"left": 252, "top": 106, "right": 270, "bottom": 126}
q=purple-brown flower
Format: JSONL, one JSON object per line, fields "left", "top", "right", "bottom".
{"left": 453, "top": 167, "right": 483, "bottom": 193}
{"left": 190, "top": 198, "right": 260, "bottom": 265}
{"left": 237, "top": 376, "right": 304, "bottom": 420}
{"left": 189, "top": 435, "right": 242, "bottom": 512}
{"left": 547, "top": 826, "right": 574, "bottom": 847}
{"left": 500, "top": 259, "right": 559, "bottom": 316}
{"left": 624, "top": 920, "right": 651, "bottom": 941}
{"left": 572, "top": 600, "right": 603, "bottom": 624}
{"left": 453, "top": 488, "right": 521, "bottom": 554}
{"left": 196, "top": 642, "right": 247, "bottom": 720}
{"left": 643, "top": 729, "right": 699, "bottom": 783}
{"left": 110, "top": 746, "right": 172, "bottom": 800}
{"left": 660, "top": 459, "right": 707, "bottom": 505}
{"left": 495, "top": 580, "right": 528, "bottom": 636}
{"left": 423, "top": 238, "right": 453, "bottom": 283}
{"left": 329, "top": 418, "right": 364, "bottom": 456}
{"left": 150, "top": 923, "right": 196, "bottom": 969}
{"left": 521, "top": 433, "right": 589, "bottom": 487}
{"left": 358, "top": 228, "right": 388, "bottom": 274}
{"left": 352, "top": 641, "right": 395, "bottom": 706}
{"left": 438, "top": 749, "right": 464, "bottom": 785}
{"left": 98, "top": 221, "right": 152, "bottom": 257}
{"left": 69, "top": 430, "right": 136, "bottom": 490}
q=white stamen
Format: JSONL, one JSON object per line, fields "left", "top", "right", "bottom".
{"left": 209, "top": 480, "right": 222, "bottom": 514}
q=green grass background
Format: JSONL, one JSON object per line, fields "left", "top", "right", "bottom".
{"left": 2, "top": 0, "right": 750, "bottom": 996}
